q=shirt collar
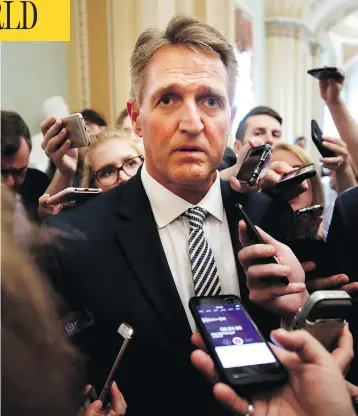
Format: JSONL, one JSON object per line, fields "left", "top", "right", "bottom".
{"left": 141, "top": 163, "right": 224, "bottom": 229}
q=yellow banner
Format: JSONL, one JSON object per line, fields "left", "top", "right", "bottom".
{"left": 0, "top": 0, "right": 70, "bottom": 41}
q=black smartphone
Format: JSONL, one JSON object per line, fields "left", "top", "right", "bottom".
{"left": 98, "top": 323, "right": 134, "bottom": 409}
{"left": 236, "top": 144, "right": 271, "bottom": 186}
{"left": 311, "top": 120, "right": 336, "bottom": 158}
{"left": 295, "top": 204, "right": 324, "bottom": 219}
{"left": 235, "top": 203, "right": 288, "bottom": 285}
{"left": 307, "top": 67, "right": 344, "bottom": 81}
{"left": 189, "top": 295, "right": 288, "bottom": 396}
{"left": 276, "top": 164, "right": 316, "bottom": 189}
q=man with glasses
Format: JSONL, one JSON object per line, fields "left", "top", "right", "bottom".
{"left": 1, "top": 110, "right": 49, "bottom": 222}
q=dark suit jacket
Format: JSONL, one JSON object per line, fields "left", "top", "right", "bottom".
{"left": 44, "top": 173, "right": 297, "bottom": 416}
{"left": 218, "top": 146, "right": 237, "bottom": 171}
{"left": 327, "top": 186, "right": 358, "bottom": 385}
{"left": 19, "top": 168, "right": 49, "bottom": 222}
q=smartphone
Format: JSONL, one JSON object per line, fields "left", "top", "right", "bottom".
{"left": 295, "top": 204, "right": 324, "bottom": 219}
{"left": 236, "top": 144, "right": 271, "bottom": 186}
{"left": 289, "top": 291, "right": 352, "bottom": 351}
{"left": 98, "top": 323, "right": 134, "bottom": 409}
{"left": 307, "top": 67, "right": 344, "bottom": 81}
{"left": 235, "top": 203, "right": 289, "bottom": 285}
{"left": 189, "top": 295, "right": 288, "bottom": 395}
{"left": 47, "top": 187, "right": 102, "bottom": 205}
{"left": 311, "top": 119, "right": 336, "bottom": 158}
{"left": 276, "top": 164, "right": 316, "bottom": 189}
{"left": 62, "top": 113, "right": 91, "bottom": 148}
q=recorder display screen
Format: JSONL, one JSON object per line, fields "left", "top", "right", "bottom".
{"left": 196, "top": 303, "right": 276, "bottom": 369}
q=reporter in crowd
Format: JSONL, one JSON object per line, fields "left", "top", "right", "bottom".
{"left": 38, "top": 128, "right": 143, "bottom": 219}
{"left": 2, "top": 184, "right": 127, "bottom": 416}
{"left": 1, "top": 110, "right": 49, "bottom": 223}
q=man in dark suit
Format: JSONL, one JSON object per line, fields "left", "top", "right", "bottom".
{"left": 43, "top": 15, "right": 303, "bottom": 416}
{"left": 1, "top": 110, "right": 49, "bottom": 223}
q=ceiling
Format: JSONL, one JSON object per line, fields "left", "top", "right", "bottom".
{"left": 330, "top": 9, "right": 358, "bottom": 41}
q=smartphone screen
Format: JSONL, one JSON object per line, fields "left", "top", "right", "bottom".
{"left": 199, "top": 302, "right": 276, "bottom": 368}
{"left": 190, "top": 296, "right": 287, "bottom": 388}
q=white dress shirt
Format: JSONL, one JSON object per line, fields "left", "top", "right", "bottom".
{"left": 141, "top": 164, "right": 240, "bottom": 331}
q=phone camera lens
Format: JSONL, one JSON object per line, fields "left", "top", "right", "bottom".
{"left": 225, "top": 297, "right": 235, "bottom": 303}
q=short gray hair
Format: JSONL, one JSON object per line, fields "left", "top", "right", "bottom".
{"left": 130, "top": 14, "right": 238, "bottom": 105}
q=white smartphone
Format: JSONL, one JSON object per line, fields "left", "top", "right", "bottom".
{"left": 62, "top": 113, "right": 91, "bottom": 148}
{"left": 290, "top": 291, "right": 352, "bottom": 351}
{"left": 47, "top": 187, "right": 102, "bottom": 205}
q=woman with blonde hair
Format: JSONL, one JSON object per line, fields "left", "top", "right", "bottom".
{"left": 39, "top": 128, "right": 144, "bottom": 218}
{"left": 81, "top": 128, "right": 144, "bottom": 190}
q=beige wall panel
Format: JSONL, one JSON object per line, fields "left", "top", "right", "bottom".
{"left": 86, "top": 0, "right": 111, "bottom": 122}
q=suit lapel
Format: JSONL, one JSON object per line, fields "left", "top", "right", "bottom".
{"left": 220, "top": 180, "right": 250, "bottom": 303}
{"left": 113, "top": 174, "right": 192, "bottom": 339}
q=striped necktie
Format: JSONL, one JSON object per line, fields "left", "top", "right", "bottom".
{"left": 184, "top": 207, "right": 221, "bottom": 296}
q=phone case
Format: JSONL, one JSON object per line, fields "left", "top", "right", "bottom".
{"left": 47, "top": 187, "right": 101, "bottom": 205}
{"left": 295, "top": 204, "right": 324, "bottom": 218}
{"left": 62, "top": 113, "right": 91, "bottom": 148}
{"left": 311, "top": 120, "right": 336, "bottom": 158}
{"left": 236, "top": 145, "right": 271, "bottom": 186}
{"left": 307, "top": 67, "right": 344, "bottom": 81}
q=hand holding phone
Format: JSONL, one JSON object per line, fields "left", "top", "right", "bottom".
{"left": 311, "top": 120, "right": 336, "bottom": 158}
{"left": 276, "top": 164, "right": 316, "bottom": 189}
{"left": 235, "top": 203, "right": 288, "bottom": 285}
{"left": 47, "top": 187, "right": 102, "bottom": 206}
{"left": 236, "top": 211, "right": 307, "bottom": 317}
{"left": 191, "top": 324, "right": 354, "bottom": 416}
{"left": 263, "top": 163, "right": 311, "bottom": 201}
{"left": 307, "top": 67, "right": 344, "bottom": 81}
{"left": 189, "top": 295, "right": 288, "bottom": 395}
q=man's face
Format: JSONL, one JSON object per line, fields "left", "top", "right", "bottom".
{"left": 1, "top": 137, "right": 30, "bottom": 190}
{"left": 130, "top": 45, "right": 233, "bottom": 194}
{"left": 245, "top": 114, "right": 282, "bottom": 145}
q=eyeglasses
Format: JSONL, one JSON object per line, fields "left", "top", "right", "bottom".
{"left": 93, "top": 156, "right": 144, "bottom": 186}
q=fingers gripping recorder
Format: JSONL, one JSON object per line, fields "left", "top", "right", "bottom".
{"left": 289, "top": 291, "right": 352, "bottom": 351}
